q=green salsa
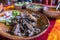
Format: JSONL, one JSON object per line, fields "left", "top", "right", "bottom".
{"left": 29, "top": 5, "right": 42, "bottom": 8}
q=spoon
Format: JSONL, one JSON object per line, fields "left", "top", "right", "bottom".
{"left": 56, "top": 2, "right": 60, "bottom": 10}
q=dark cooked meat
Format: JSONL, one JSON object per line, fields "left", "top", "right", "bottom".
{"left": 9, "top": 12, "right": 40, "bottom": 37}
{"left": 31, "top": 13, "right": 40, "bottom": 18}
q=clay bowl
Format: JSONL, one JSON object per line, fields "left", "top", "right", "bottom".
{"left": 26, "top": 3, "right": 44, "bottom": 12}
{"left": 14, "top": 2, "right": 30, "bottom": 10}
{"left": 14, "top": 4, "right": 23, "bottom": 10}
{"left": 43, "top": 7, "right": 60, "bottom": 19}
{"left": 0, "top": 10, "right": 50, "bottom": 40}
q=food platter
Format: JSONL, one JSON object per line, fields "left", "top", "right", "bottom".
{"left": 0, "top": 10, "right": 50, "bottom": 40}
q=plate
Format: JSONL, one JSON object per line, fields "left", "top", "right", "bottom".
{"left": 0, "top": 10, "right": 50, "bottom": 40}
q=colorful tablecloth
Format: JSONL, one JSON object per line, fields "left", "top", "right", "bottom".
{"left": 47, "top": 19, "right": 60, "bottom": 40}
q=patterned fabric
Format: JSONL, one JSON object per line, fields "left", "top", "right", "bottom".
{"left": 58, "top": 2, "right": 60, "bottom": 5}
{"left": 18, "top": 0, "right": 32, "bottom": 2}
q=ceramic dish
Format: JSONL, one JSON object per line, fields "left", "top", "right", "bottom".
{"left": 26, "top": 3, "right": 44, "bottom": 12}
{"left": 0, "top": 10, "right": 50, "bottom": 40}
{"left": 43, "top": 7, "right": 60, "bottom": 18}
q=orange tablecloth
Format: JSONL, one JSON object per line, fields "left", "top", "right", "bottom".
{"left": 3, "top": 5, "right": 14, "bottom": 11}
{"left": 47, "top": 19, "right": 60, "bottom": 40}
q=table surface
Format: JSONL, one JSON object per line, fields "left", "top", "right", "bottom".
{"left": 0, "top": 19, "right": 56, "bottom": 40}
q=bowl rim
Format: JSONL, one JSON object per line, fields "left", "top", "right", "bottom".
{"left": 43, "top": 7, "right": 60, "bottom": 12}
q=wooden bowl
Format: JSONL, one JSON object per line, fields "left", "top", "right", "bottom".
{"left": 43, "top": 7, "right": 60, "bottom": 18}
{"left": 0, "top": 10, "right": 50, "bottom": 40}
{"left": 14, "top": 5, "right": 23, "bottom": 10}
{"left": 14, "top": 2, "right": 30, "bottom": 10}
{"left": 26, "top": 3, "right": 44, "bottom": 12}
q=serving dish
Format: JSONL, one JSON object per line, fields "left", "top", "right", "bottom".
{"left": 43, "top": 7, "right": 60, "bottom": 18}
{"left": 26, "top": 3, "right": 44, "bottom": 12}
{"left": 14, "top": 2, "right": 30, "bottom": 10}
{"left": 0, "top": 10, "right": 50, "bottom": 40}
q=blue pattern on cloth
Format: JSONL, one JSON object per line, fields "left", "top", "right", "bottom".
{"left": 18, "top": 0, "right": 32, "bottom": 2}
{"left": 58, "top": 2, "right": 60, "bottom": 5}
